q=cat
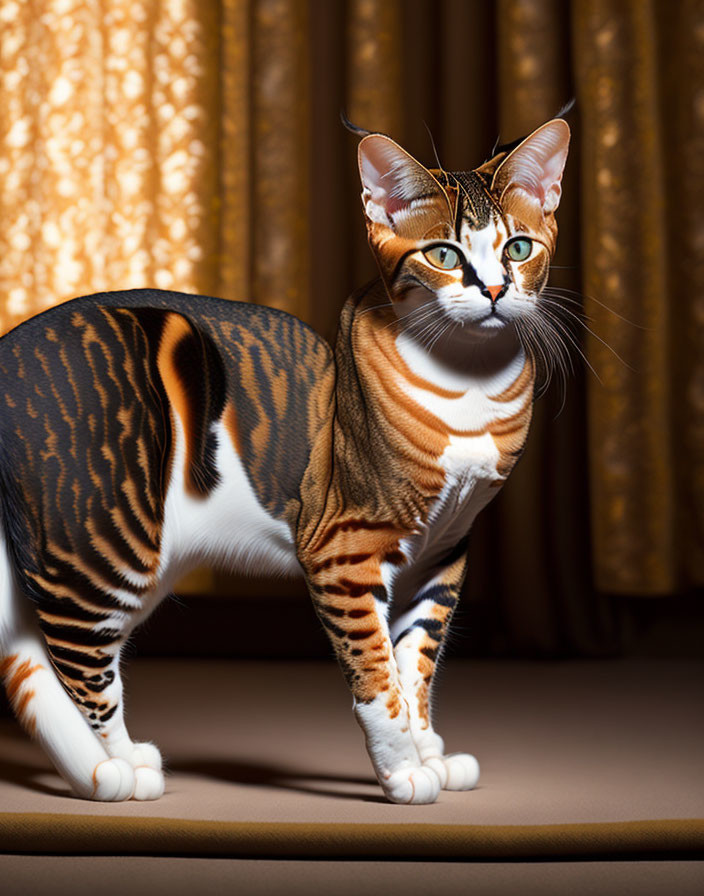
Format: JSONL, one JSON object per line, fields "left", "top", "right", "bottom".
{"left": 0, "top": 116, "right": 569, "bottom": 805}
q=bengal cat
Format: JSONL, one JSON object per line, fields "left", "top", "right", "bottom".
{"left": 0, "top": 118, "right": 569, "bottom": 804}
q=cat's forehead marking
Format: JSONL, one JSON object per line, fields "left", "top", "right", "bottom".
{"left": 448, "top": 171, "right": 499, "bottom": 230}
{"left": 458, "top": 215, "right": 508, "bottom": 260}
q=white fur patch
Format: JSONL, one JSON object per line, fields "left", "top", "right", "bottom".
{"left": 157, "top": 417, "right": 300, "bottom": 591}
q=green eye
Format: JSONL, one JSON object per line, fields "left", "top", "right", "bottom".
{"left": 423, "top": 245, "right": 462, "bottom": 270}
{"left": 505, "top": 238, "right": 533, "bottom": 262}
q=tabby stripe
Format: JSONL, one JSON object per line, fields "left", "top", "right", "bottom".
{"left": 310, "top": 552, "right": 373, "bottom": 574}
{"left": 2, "top": 658, "right": 43, "bottom": 704}
{"left": 108, "top": 506, "right": 161, "bottom": 567}
{"left": 347, "top": 628, "right": 378, "bottom": 641}
{"left": 37, "top": 608, "right": 109, "bottom": 631}
{"left": 83, "top": 676, "right": 114, "bottom": 693}
{"left": 407, "top": 584, "right": 459, "bottom": 612}
{"left": 393, "top": 617, "right": 443, "bottom": 647}
{"left": 102, "top": 309, "right": 172, "bottom": 527}
{"left": 322, "top": 578, "right": 385, "bottom": 598}
{"left": 33, "top": 558, "right": 134, "bottom": 612}
{"left": 371, "top": 585, "right": 388, "bottom": 603}
{"left": 120, "top": 478, "right": 163, "bottom": 543}
{"left": 45, "top": 543, "right": 146, "bottom": 603}
{"left": 30, "top": 578, "right": 113, "bottom": 621}
{"left": 315, "top": 520, "right": 398, "bottom": 552}
{"left": 487, "top": 399, "right": 532, "bottom": 435}
{"left": 318, "top": 614, "right": 346, "bottom": 639}
{"left": 99, "top": 704, "right": 117, "bottom": 722}
{"left": 39, "top": 620, "right": 120, "bottom": 648}
{"left": 33, "top": 347, "right": 79, "bottom": 462}
{"left": 84, "top": 518, "right": 155, "bottom": 579}
{"left": 490, "top": 357, "right": 534, "bottom": 402}
{"left": 46, "top": 643, "right": 113, "bottom": 670}
{"left": 319, "top": 604, "right": 345, "bottom": 617}
{"left": 51, "top": 658, "right": 95, "bottom": 681}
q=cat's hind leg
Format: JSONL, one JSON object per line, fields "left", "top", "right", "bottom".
{"left": 0, "top": 630, "right": 137, "bottom": 801}
{"left": 0, "top": 538, "right": 136, "bottom": 800}
{"left": 41, "top": 624, "right": 165, "bottom": 801}
{"left": 84, "top": 654, "right": 165, "bottom": 801}
{"left": 391, "top": 549, "right": 480, "bottom": 792}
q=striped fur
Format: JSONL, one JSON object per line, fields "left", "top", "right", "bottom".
{"left": 0, "top": 118, "right": 569, "bottom": 804}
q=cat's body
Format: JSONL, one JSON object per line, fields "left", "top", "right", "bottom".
{"left": 0, "top": 119, "right": 569, "bottom": 804}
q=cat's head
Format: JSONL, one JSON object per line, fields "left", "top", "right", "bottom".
{"left": 357, "top": 119, "right": 570, "bottom": 340}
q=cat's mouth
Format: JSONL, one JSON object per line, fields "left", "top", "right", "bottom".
{"left": 443, "top": 301, "right": 511, "bottom": 334}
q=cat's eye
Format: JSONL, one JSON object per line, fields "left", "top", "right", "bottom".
{"left": 505, "top": 238, "right": 533, "bottom": 262}
{"left": 423, "top": 245, "right": 462, "bottom": 270}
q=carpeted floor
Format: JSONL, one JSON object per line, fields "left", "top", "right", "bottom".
{"left": 0, "top": 658, "right": 702, "bottom": 888}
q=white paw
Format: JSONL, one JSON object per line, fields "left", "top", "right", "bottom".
{"left": 382, "top": 765, "right": 441, "bottom": 805}
{"left": 132, "top": 766, "right": 165, "bottom": 800}
{"left": 91, "top": 758, "right": 135, "bottom": 801}
{"left": 131, "top": 741, "right": 163, "bottom": 772}
{"left": 423, "top": 752, "right": 479, "bottom": 791}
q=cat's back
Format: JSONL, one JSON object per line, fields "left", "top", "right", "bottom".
{"left": 0, "top": 288, "right": 334, "bottom": 463}
{"left": 0, "top": 288, "right": 332, "bottom": 376}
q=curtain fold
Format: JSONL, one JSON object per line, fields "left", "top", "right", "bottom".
{"left": 574, "top": 0, "right": 675, "bottom": 594}
{"left": 0, "top": 1, "right": 701, "bottom": 652}
{"left": 657, "top": 0, "right": 704, "bottom": 588}
{"left": 251, "top": 0, "right": 309, "bottom": 320}
{"left": 219, "top": 0, "right": 250, "bottom": 303}
{"left": 492, "top": 0, "right": 603, "bottom": 652}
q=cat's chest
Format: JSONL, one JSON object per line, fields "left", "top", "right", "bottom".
{"left": 393, "top": 338, "right": 532, "bottom": 562}
{"left": 411, "top": 431, "right": 504, "bottom": 562}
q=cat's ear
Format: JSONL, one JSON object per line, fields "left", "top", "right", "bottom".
{"left": 357, "top": 135, "right": 451, "bottom": 234}
{"left": 491, "top": 120, "right": 570, "bottom": 215}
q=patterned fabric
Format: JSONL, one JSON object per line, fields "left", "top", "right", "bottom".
{"left": 0, "top": 0, "right": 701, "bottom": 607}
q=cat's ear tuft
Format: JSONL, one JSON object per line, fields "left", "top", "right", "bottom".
{"left": 357, "top": 135, "right": 445, "bottom": 229}
{"left": 491, "top": 119, "right": 570, "bottom": 215}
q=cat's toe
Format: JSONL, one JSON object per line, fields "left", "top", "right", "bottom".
{"left": 91, "top": 758, "right": 135, "bottom": 801}
{"left": 421, "top": 755, "right": 449, "bottom": 789}
{"left": 421, "top": 752, "right": 479, "bottom": 791}
{"left": 443, "top": 753, "right": 480, "bottom": 790}
{"left": 133, "top": 766, "right": 165, "bottom": 800}
{"left": 132, "top": 741, "right": 163, "bottom": 771}
{"left": 383, "top": 765, "right": 441, "bottom": 804}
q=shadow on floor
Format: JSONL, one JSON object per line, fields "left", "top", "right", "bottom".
{"left": 170, "top": 757, "right": 387, "bottom": 803}
{"left": 0, "top": 757, "right": 69, "bottom": 798}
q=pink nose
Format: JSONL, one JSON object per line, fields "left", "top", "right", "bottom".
{"left": 486, "top": 285, "right": 504, "bottom": 303}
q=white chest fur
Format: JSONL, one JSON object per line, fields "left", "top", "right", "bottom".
{"left": 383, "top": 329, "right": 528, "bottom": 603}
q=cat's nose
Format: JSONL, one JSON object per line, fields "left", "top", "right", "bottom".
{"left": 484, "top": 284, "right": 507, "bottom": 304}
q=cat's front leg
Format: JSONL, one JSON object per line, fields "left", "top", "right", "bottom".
{"left": 390, "top": 545, "right": 480, "bottom": 792}
{"left": 306, "top": 568, "right": 441, "bottom": 804}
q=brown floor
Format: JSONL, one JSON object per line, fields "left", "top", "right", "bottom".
{"left": 0, "top": 658, "right": 702, "bottom": 871}
{"left": 0, "top": 856, "right": 703, "bottom": 896}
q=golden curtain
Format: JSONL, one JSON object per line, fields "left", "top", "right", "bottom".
{"left": 1, "top": 1, "right": 702, "bottom": 630}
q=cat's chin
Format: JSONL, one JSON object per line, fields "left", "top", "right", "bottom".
{"left": 472, "top": 313, "right": 510, "bottom": 333}
{"left": 451, "top": 312, "right": 513, "bottom": 343}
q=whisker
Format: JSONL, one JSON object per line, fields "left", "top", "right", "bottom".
{"left": 542, "top": 286, "right": 648, "bottom": 330}
{"left": 359, "top": 301, "right": 394, "bottom": 316}
{"left": 535, "top": 306, "right": 603, "bottom": 386}
{"left": 539, "top": 299, "right": 635, "bottom": 373}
